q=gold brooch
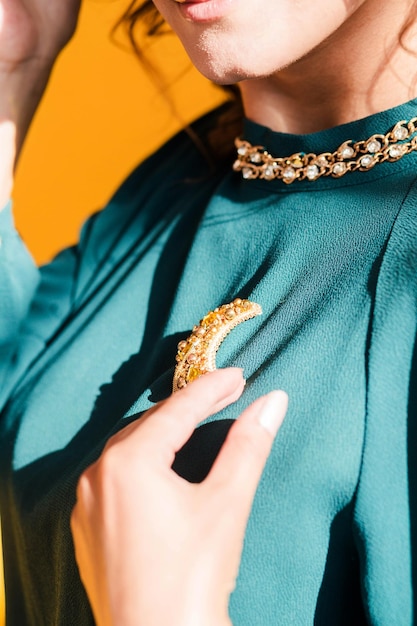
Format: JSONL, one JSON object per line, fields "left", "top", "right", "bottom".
{"left": 172, "top": 298, "right": 262, "bottom": 392}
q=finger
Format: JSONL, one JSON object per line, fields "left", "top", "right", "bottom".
{"left": 207, "top": 390, "right": 288, "bottom": 516}
{"left": 115, "top": 368, "right": 246, "bottom": 461}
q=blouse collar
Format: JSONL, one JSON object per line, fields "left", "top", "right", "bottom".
{"left": 239, "top": 98, "right": 417, "bottom": 192}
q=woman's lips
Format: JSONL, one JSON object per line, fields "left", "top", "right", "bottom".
{"left": 173, "top": 0, "right": 234, "bottom": 22}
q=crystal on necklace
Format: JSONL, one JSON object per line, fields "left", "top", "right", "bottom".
{"left": 306, "top": 164, "right": 319, "bottom": 180}
{"left": 388, "top": 144, "right": 407, "bottom": 159}
{"left": 242, "top": 167, "right": 254, "bottom": 179}
{"left": 393, "top": 125, "right": 408, "bottom": 141}
{"left": 360, "top": 155, "right": 374, "bottom": 168}
{"left": 367, "top": 139, "right": 382, "bottom": 153}
{"left": 250, "top": 152, "right": 262, "bottom": 163}
{"left": 340, "top": 145, "right": 355, "bottom": 159}
{"left": 332, "top": 162, "right": 347, "bottom": 176}
{"left": 282, "top": 166, "right": 296, "bottom": 181}
{"left": 263, "top": 164, "right": 277, "bottom": 180}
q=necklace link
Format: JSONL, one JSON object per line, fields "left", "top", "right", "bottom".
{"left": 233, "top": 116, "right": 417, "bottom": 184}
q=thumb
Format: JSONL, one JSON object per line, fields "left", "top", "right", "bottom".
{"left": 207, "top": 390, "right": 288, "bottom": 517}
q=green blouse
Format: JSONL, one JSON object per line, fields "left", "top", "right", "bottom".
{"left": 1, "top": 99, "right": 417, "bottom": 625}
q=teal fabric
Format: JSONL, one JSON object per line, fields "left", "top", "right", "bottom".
{"left": 1, "top": 99, "right": 417, "bottom": 625}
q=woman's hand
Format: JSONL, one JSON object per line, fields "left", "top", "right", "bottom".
{"left": 71, "top": 368, "right": 288, "bottom": 626}
{"left": 0, "top": 0, "right": 81, "bottom": 71}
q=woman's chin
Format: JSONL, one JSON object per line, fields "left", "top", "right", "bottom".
{"left": 182, "top": 47, "right": 283, "bottom": 86}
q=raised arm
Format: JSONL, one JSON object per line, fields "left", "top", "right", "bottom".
{"left": 0, "top": 0, "right": 82, "bottom": 207}
{"left": 0, "top": 0, "right": 85, "bottom": 404}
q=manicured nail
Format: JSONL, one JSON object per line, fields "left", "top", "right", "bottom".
{"left": 258, "top": 390, "right": 288, "bottom": 436}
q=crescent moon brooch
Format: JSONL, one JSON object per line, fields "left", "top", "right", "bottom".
{"left": 172, "top": 298, "right": 262, "bottom": 392}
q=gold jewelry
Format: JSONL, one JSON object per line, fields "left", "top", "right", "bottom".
{"left": 233, "top": 117, "right": 417, "bottom": 184}
{"left": 172, "top": 299, "right": 262, "bottom": 392}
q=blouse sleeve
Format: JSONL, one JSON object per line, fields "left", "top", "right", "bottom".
{"left": 0, "top": 117, "right": 215, "bottom": 412}
{"left": 0, "top": 201, "right": 79, "bottom": 410}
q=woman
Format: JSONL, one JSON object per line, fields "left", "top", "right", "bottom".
{"left": 1, "top": 0, "right": 417, "bottom": 624}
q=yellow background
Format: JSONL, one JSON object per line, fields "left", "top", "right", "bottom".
{"left": 1, "top": 0, "right": 223, "bottom": 621}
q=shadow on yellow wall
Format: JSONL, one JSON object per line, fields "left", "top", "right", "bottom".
{"left": 1, "top": 0, "right": 224, "bottom": 622}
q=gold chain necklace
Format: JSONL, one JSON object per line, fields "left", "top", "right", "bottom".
{"left": 233, "top": 117, "right": 417, "bottom": 184}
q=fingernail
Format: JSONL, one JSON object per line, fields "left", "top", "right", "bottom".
{"left": 258, "top": 390, "right": 288, "bottom": 436}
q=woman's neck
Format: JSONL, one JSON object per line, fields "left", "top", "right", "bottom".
{"left": 239, "top": 0, "right": 417, "bottom": 134}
